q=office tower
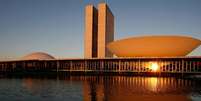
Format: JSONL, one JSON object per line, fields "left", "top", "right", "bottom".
{"left": 84, "top": 4, "right": 98, "bottom": 58}
{"left": 84, "top": 3, "right": 114, "bottom": 58}
{"left": 97, "top": 3, "right": 114, "bottom": 58}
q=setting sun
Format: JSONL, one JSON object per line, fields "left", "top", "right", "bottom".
{"left": 150, "top": 62, "right": 159, "bottom": 72}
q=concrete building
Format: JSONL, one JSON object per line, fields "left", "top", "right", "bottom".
{"left": 97, "top": 3, "right": 114, "bottom": 58}
{"left": 84, "top": 5, "right": 98, "bottom": 58}
{"left": 22, "top": 52, "right": 55, "bottom": 60}
{"left": 84, "top": 3, "right": 114, "bottom": 58}
{"left": 108, "top": 35, "right": 201, "bottom": 57}
{"left": 84, "top": 3, "right": 201, "bottom": 59}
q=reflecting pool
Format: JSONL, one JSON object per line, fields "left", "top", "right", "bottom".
{"left": 0, "top": 76, "right": 201, "bottom": 101}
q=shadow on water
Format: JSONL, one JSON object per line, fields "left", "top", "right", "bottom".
{"left": 0, "top": 74, "right": 201, "bottom": 101}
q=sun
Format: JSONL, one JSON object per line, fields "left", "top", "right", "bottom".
{"left": 150, "top": 62, "right": 159, "bottom": 72}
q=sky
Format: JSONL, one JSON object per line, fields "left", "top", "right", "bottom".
{"left": 0, "top": 0, "right": 201, "bottom": 60}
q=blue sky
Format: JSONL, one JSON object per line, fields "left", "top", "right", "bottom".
{"left": 0, "top": 0, "right": 201, "bottom": 60}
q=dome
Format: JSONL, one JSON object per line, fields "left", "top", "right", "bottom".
{"left": 107, "top": 35, "right": 201, "bottom": 57}
{"left": 22, "top": 52, "right": 55, "bottom": 60}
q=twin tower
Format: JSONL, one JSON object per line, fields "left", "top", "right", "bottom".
{"left": 84, "top": 3, "right": 114, "bottom": 58}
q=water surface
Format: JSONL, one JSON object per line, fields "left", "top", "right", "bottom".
{"left": 0, "top": 76, "right": 201, "bottom": 101}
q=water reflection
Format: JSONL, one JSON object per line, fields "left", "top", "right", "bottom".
{"left": 81, "top": 76, "right": 199, "bottom": 101}
{"left": 1, "top": 76, "right": 201, "bottom": 101}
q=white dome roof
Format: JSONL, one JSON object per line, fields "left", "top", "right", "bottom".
{"left": 22, "top": 52, "right": 55, "bottom": 60}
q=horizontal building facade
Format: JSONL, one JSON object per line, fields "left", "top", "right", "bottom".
{"left": 0, "top": 57, "right": 201, "bottom": 76}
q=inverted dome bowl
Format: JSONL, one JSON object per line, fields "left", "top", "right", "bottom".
{"left": 107, "top": 35, "right": 201, "bottom": 57}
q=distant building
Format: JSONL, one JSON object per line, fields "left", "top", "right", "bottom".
{"left": 22, "top": 52, "right": 55, "bottom": 60}
{"left": 84, "top": 3, "right": 114, "bottom": 58}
